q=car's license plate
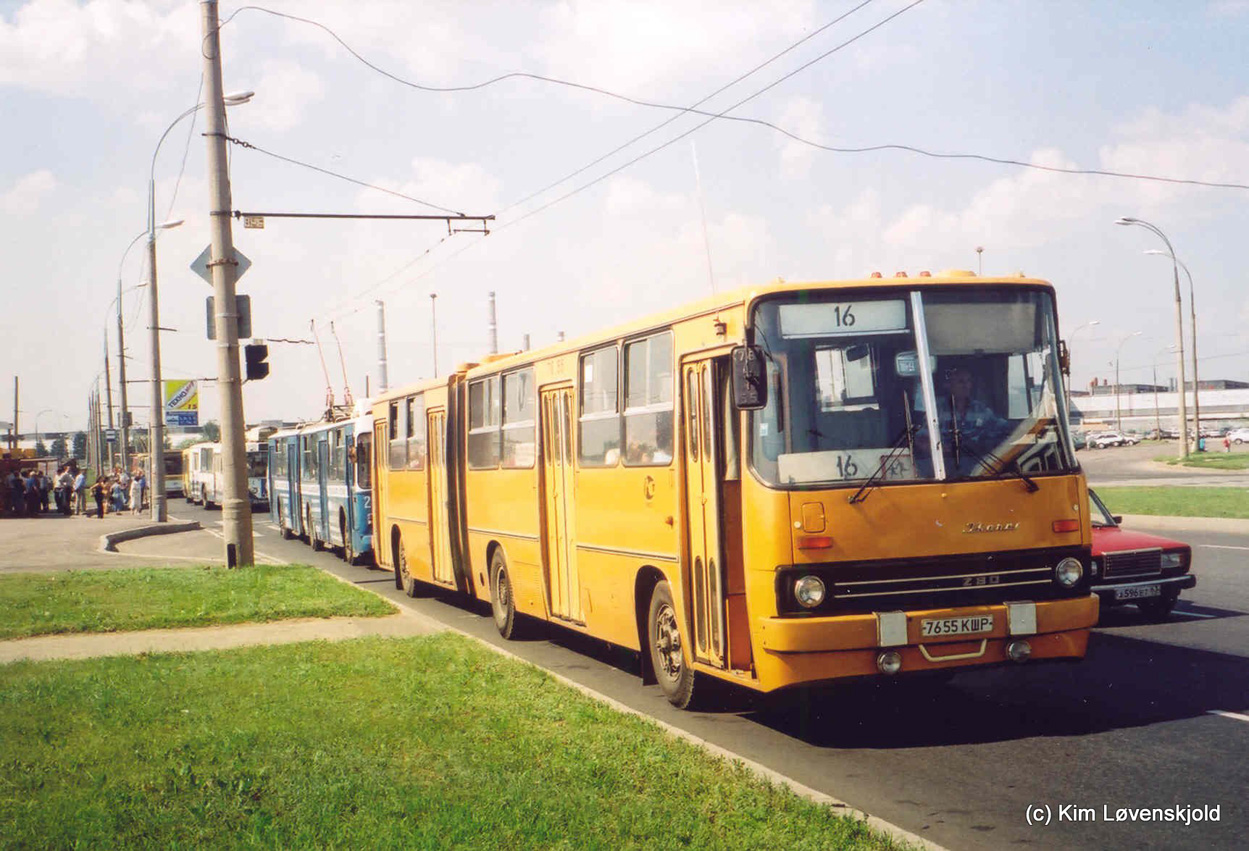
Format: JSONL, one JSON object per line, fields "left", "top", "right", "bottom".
{"left": 1116, "top": 584, "right": 1161, "bottom": 601}
{"left": 920, "top": 615, "right": 994, "bottom": 637}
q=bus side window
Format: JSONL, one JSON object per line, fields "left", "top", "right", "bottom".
{"left": 579, "top": 346, "right": 621, "bottom": 466}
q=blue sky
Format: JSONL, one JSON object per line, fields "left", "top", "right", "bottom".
{"left": 2, "top": 0, "right": 1247, "bottom": 433}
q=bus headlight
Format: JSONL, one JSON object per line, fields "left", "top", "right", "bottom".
{"left": 794, "top": 575, "right": 826, "bottom": 608}
{"left": 876, "top": 651, "right": 902, "bottom": 675}
{"left": 1054, "top": 557, "right": 1084, "bottom": 588}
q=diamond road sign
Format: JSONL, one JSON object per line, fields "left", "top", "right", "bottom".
{"left": 191, "top": 245, "right": 251, "bottom": 286}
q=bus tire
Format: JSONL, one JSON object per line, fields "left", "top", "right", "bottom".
{"left": 490, "top": 548, "right": 518, "bottom": 640}
{"left": 648, "top": 580, "right": 697, "bottom": 709}
{"left": 397, "top": 538, "right": 420, "bottom": 598}
{"left": 308, "top": 507, "right": 324, "bottom": 552}
{"left": 340, "top": 511, "right": 356, "bottom": 565}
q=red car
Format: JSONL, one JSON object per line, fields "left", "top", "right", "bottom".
{"left": 1089, "top": 489, "right": 1196, "bottom": 620}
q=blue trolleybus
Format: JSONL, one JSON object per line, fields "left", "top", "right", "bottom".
{"left": 269, "top": 409, "right": 374, "bottom": 565}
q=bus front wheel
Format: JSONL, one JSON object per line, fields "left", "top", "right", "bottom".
{"left": 648, "top": 580, "right": 696, "bottom": 709}
{"left": 490, "top": 549, "right": 518, "bottom": 639}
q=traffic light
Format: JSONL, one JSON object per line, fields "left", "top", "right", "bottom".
{"left": 244, "top": 343, "right": 270, "bottom": 381}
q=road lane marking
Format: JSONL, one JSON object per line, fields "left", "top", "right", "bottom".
{"left": 1200, "top": 544, "right": 1249, "bottom": 551}
{"left": 1172, "top": 610, "right": 1218, "bottom": 619}
{"left": 1208, "top": 710, "right": 1249, "bottom": 724}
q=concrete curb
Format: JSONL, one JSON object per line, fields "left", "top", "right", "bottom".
{"left": 99, "top": 521, "right": 201, "bottom": 553}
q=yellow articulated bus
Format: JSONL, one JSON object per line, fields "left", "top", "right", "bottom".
{"left": 373, "top": 272, "right": 1098, "bottom": 708}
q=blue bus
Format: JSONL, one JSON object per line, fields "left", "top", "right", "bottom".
{"left": 268, "top": 411, "right": 374, "bottom": 565}
{"left": 269, "top": 428, "right": 302, "bottom": 537}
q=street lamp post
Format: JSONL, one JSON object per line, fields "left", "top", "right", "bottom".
{"left": 115, "top": 230, "right": 150, "bottom": 475}
{"left": 1115, "top": 218, "right": 1189, "bottom": 457}
{"left": 430, "top": 293, "right": 439, "bottom": 377}
{"left": 1065, "top": 319, "right": 1101, "bottom": 416}
{"left": 145, "top": 89, "right": 253, "bottom": 523}
{"left": 1145, "top": 249, "right": 1200, "bottom": 444}
{"left": 1113, "top": 331, "right": 1142, "bottom": 432}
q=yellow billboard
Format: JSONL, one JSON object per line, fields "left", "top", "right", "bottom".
{"left": 164, "top": 380, "right": 199, "bottom": 426}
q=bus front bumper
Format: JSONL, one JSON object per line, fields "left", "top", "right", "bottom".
{"left": 755, "top": 595, "right": 1098, "bottom": 677}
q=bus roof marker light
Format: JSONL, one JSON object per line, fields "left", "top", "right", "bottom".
{"left": 870, "top": 271, "right": 882, "bottom": 278}
{"left": 894, "top": 271, "right": 908, "bottom": 277}
{"left": 919, "top": 271, "right": 931, "bottom": 277}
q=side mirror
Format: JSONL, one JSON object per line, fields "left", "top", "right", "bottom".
{"left": 1058, "top": 340, "right": 1071, "bottom": 375}
{"left": 731, "top": 345, "right": 768, "bottom": 410}
{"left": 1111, "top": 515, "right": 1123, "bottom": 525}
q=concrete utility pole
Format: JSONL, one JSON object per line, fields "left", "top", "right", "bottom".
{"left": 147, "top": 184, "right": 168, "bottom": 520}
{"left": 488, "top": 291, "right": 498, "bottom": 355}
{"left": 116, "top": 264, "right": 132, "bottom": 474}
{"left": 12, "top": 377, "right": 18, "bottom": 451}
{"left": 201, "top": 0, "right": 253, "bottom": 566}
{"left": 376, "top": 299, "right": 389, "bottom": 393}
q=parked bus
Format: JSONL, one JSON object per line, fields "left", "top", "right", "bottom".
{"left": 163, "top": 449, "right": 185, "bottom": 499}
{"left": 269, "top": 409, "right": 374, "bottom": 564}
{"left": 269, "top": 428, "right": 302, "bottom": 538}
{"left": 187, "top": 442, "right": 219, "bottom": 507}
{"left": 372, "top": 273, "right": 1098, "bottom": 707}
{"left": 246, "top": 441, "right": 269, "bottom": 510}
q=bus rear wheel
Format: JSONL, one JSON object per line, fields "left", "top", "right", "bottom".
{"left": 308, "top": 507, "right": 323, "bottom": 552}
{"left": 490, "top": 549, "right": 518, "bottom": 639}
{"left": 648, "top": 580, "right": 696, "bottom": 709}
{"left": 397, "top": 539, "right": 420, "bottom": 598}
{"left": 340, "top": 512, "right": 356, "bottom": 565}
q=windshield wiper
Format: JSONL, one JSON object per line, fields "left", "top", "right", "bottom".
{"left": 850, "top": 396, "right": 919, "bottom": 505}
{"left": 952, "top": 439, "right": 1040, "bottom": 493}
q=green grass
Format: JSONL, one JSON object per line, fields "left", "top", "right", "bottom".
{"left": 0, "top": 635, "right": 901, "bottom": 850}
{"left": 1095, "top": 486, "right": 1249, "bottom": 519}
{"left": 0, "top": 565, "right": 395, "bottom": 640}
{"left": 1153, "top": 452, "right": 1249, "bottom": 471}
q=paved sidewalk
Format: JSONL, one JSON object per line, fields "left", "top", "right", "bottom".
{"left": 0, "top": 611, "right": 443, "bottom": 664}
{"left": 0, "top": 512, "right": 206, "bottom": 573}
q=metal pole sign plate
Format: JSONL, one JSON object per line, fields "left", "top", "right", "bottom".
{"left": 206, "top": 294, "right": 252, "bottom": 340}
{"left": 190, "top": 245, "right": 251, "bottom": 285}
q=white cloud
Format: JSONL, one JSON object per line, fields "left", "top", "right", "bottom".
{"left": 1, "top": 169, "right": 56, "bottom": 213}
{"left": 775, "top": 95, "right": 823, "bottom": 179}
{"left": 534, "top": 0, "right": 815, "bottom": 100}
{"left": 0, "top": 0, "right": 193, "bottom": 97}
{"left": 247, "top": 60, "right": 324, "bottom": 133}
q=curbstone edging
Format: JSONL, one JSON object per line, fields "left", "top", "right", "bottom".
{"left": 99, "top": 521, "right": 202, "bottom": 553}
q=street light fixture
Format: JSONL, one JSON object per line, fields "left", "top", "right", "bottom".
{"left": 1144, "top": 249, "right": 1200, "bottom": 441}
{"left": 145, "top": 90, "right": 252, "bottom": 523}
{"left": 1113, "top": 330, "right": 1142, "bottom": 432}
{"left": 1114, "top": 217, "right": 1189, "bottom": 457}
{"left": 1065, "top": 319, "right": 1100, "bottom": 415}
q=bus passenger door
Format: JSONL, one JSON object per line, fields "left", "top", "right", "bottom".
{"left": 286, "top": 441, "right": 300, "bottom": 535}
{"left": 427, "top": 409, "right": 455, "bottom": 586}
{"left": 683, "top": 359, "right": 726, "bottom": 669}
{"left": 372, "top": 421, "right": 387, "bottom": 562}
{"left": 317, "top": 438, "right": 330, "bottom": 542}
{"left": 541, "top": 386, "right": 581, "bottom": 623}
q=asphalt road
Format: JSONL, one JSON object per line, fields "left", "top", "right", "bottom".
{"left": 145, "top": 501, "right": 1248, "bottom": 851}
{"left": 1079, "top": 440, "right": 1249, "bottom": 487}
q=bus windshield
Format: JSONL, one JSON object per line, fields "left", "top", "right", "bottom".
{"left": 247, "top": 451, "right": 267, "bottom": 478}
{"left": 749, "top": 287, "right": 1076, "bottom": 488}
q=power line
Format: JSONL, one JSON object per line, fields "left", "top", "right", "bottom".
{"left": 498, "top": 0, "right": 930, "bottom": 233}
{"left": 222, "top": 134, "right": 465, "bottom": 215}
{"left": 498, "top": 0, "right": 882, "bottom": 215}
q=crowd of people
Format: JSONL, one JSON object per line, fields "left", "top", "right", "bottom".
{"left": 1, "top": 462, "right": 146, "bottom": 519}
